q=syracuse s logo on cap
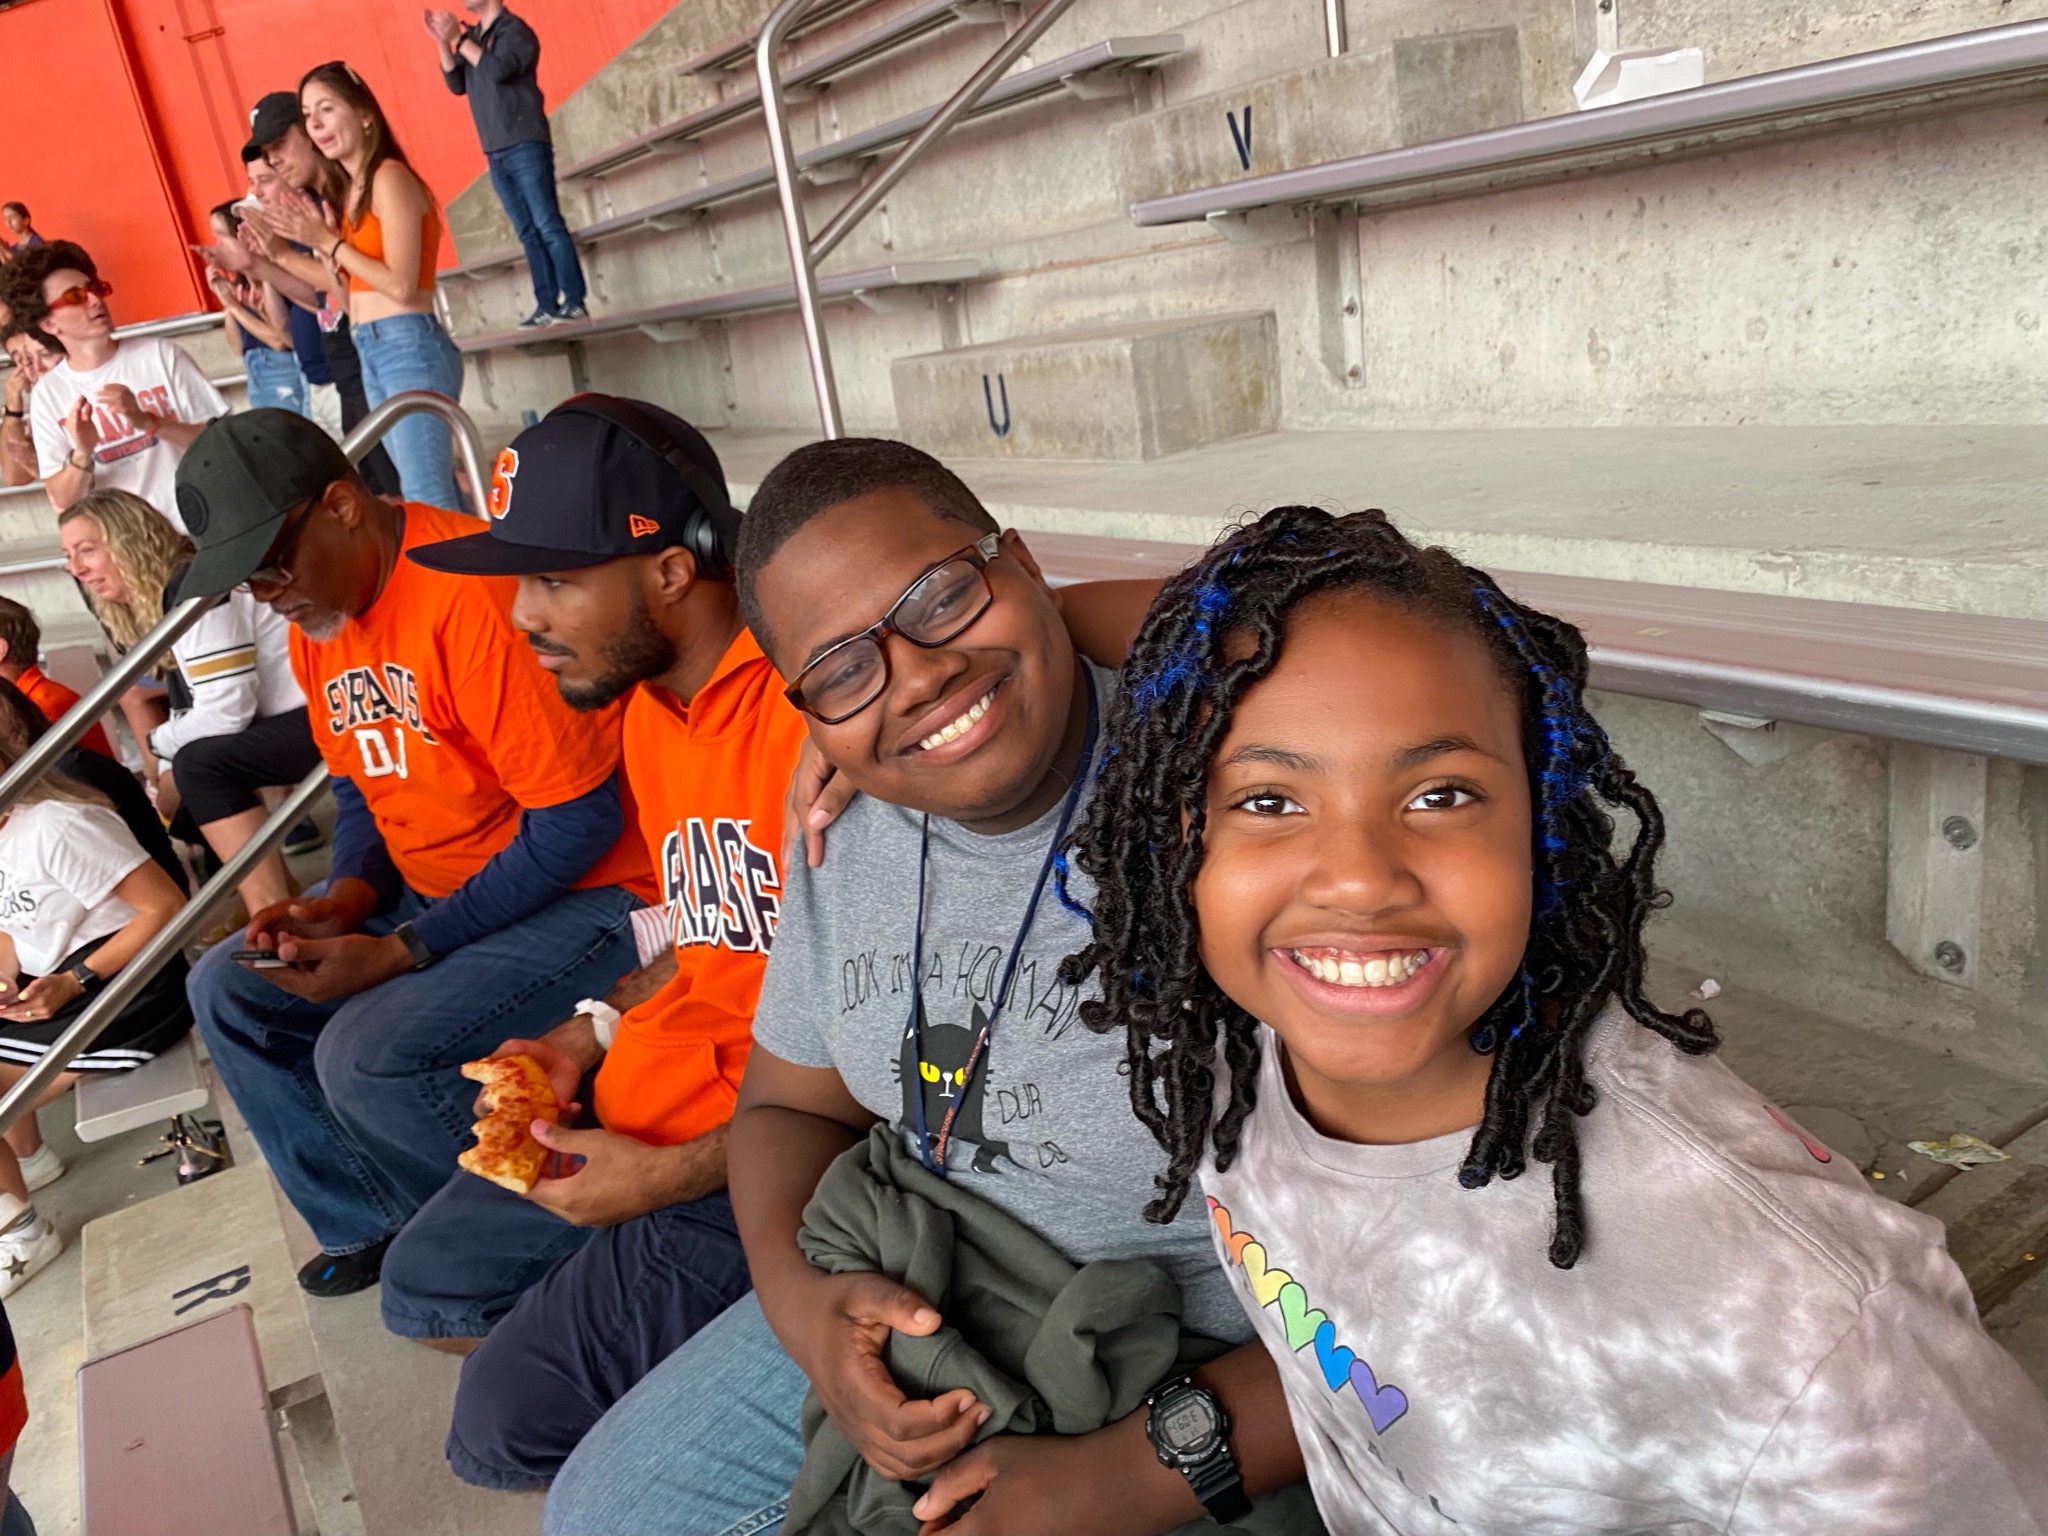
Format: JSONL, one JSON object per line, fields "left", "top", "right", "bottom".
{"left": 487, "top": 447, "right": 520, "bottom": 519}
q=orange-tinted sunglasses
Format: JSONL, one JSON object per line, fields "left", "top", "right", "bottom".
{"left": 46, "top": 279, "right": 113, "bottom": 310}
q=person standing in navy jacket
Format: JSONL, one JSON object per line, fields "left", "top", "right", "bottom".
{"left": 427, "top": 0, "right": 588, "bottom": 329}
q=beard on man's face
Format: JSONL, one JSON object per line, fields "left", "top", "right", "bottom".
{"left": 535, "top": 599, "right": 677, "bottom": 713}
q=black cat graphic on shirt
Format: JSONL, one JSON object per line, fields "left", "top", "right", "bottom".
{"left": 896, "top": 998, "right": 1016, "bottom": 1173}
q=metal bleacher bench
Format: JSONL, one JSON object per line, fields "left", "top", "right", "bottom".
{"left": 1024, "top": 531, "right": 2048, "bottom": 765}
{"left": 73, "top": 1032, "right": 211, "bottom": 1143}
{"left": 458, "top": 257, "right": 979, "bottom": 355}
{"left": 1129, "top": 18, "right": 2048, "bottom": 236}
{"left": 442, "top": 36, "right": 1183, "bottom": 284}
{"left": 563, "top": 0, "right": 1010, "bottom": 183}
{"left": 78, "top": 1304, "right": 295, "bottom": 1536}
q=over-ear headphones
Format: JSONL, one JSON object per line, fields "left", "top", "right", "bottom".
{"left": 549, "top": 393, "right": 741, "bottom": 581}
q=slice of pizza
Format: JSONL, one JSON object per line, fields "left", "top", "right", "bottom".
{"left": 457, "top": 1055, "right": 562, "bottom": 1194}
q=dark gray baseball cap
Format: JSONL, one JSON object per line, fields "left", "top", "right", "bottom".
{"left": 242, "top": 92, "right": 300, "bottom": 161}
{"left": 175, "top": 410, "right": 355, "bottom": 598}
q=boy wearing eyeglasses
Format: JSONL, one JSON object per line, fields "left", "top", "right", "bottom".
{"left": 546, "top": 438, "right": 1317, "bottom": 1536}
{"left": 0, "top": 240, "right": 227, "bottom": 525}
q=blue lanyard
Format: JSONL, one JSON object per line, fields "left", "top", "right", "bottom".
{"left": 906, "top": 671, "right": 1098, "bottom": 1175}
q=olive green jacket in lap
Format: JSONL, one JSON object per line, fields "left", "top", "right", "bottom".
{"left": 783, "top": 1123, "right": 1324, "bottom": 1536}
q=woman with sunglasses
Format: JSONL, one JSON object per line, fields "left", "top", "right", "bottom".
{"left": 58, "top": 489, "right": 318, "bottom": 918}
{"left": 0, "top": 239, "right": 228, "bottom": 523}
{"left": 252, "top": 62, "right": 466, "bottom": 511}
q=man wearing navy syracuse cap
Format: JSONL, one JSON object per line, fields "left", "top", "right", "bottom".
{"left": 384, "top": 394, "right": 806, "bottom": 1492}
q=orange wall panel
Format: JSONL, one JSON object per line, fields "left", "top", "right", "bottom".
{"left": 3, "top": 0, "right": 680, "bottom": 323}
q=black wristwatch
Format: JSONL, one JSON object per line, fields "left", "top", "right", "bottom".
{"left": 393, "top": 921, "right": 437, "bottom": 971}
{"left": 68, "top": 960, "right": 105, "bottom": 994}
{"left": 1144, "top": 1375, "right": 1251, "bottom": 1524}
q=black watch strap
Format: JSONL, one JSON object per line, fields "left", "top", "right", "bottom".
{"left": 1187, "top": 1457, "right": 1252, "bottom": 1524}
{"left": 394, "top": 921, "right": 437, "bottom": 970}
{"left": 68, "top": 960, "right": 104, "bottom": 993}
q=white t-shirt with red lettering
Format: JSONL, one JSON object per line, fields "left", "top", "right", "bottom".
{"left": 29, "top": 336, "right": 229, "bottom": 530}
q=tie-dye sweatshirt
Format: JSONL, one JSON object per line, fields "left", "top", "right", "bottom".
{"left": 1199, "top": 1002, "right": 2048, "bottom": 1535}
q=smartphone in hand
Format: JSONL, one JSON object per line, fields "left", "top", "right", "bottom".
{"left": 231, "top": 949, "right": 300, "bottom": 971}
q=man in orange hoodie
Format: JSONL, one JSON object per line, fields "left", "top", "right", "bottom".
{"left": 387, "top": 396, "right": 803, "bottom": 1491}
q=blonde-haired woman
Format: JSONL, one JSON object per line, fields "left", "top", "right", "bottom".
{"left": 0, "top": 711, "right": 191, "bottom": 1295}
{"left": 59, "top": 490, "right": 320, "bottom": 915}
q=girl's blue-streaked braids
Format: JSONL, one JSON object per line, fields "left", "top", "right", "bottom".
{"left": 1058, "top": 505, "right": 1717, "bottom": 1269}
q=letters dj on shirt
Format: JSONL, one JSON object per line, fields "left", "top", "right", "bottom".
{"left": 323, "top": 662, "right": 437, "bottom": 781}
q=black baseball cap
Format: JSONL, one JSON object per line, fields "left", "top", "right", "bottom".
{"left": 408, "top": 395, "right": 732, "bottom": 578}
{"left": 242, "top": 92, "right": 300, "bottom": 162}
{"left": 175, "top": 410, "right": 354, "bottom": 598}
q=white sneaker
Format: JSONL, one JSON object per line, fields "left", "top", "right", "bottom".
{"left": 0, "top": 1214, "right": 61, "bottom": 1298}
{"left": 17, "top": 1144, "right": 63, "bottom": 1193}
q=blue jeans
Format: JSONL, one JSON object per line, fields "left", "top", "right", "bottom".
{"left": 487, "top": 139, "right": 586, "bottom": 314}
{"left": 382, "top": 1174, "right": 751, "bottom": 1491}
{"left": 243, "top": 346, "right": 307, "bottom": 415}
{"left": 545, "top": 1292, "right": 806, "bottom": 1536}
{"left": 189, "top": 881, "right": 642, "bottom": 1254}
{"left": 352, "top": 311, "right": 466, "bottom": 511}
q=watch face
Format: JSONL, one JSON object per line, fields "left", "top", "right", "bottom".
{"left": 1157, "top": 1392, "right": 1223, "bottom": 1458}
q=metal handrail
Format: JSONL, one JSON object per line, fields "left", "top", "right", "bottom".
{"left": 358, "top": 390, "right": 490, "bottom": 517}
{"left": 758, "top": 0, "right": 1080, "bottom": 435}
{"left": 0, "top": 393, "right": 487, "bottom": 816}
{"left": 0, "top": 766, "right": 329, "bottom": 1137}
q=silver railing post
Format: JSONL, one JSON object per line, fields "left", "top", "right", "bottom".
{"left": 758, "top": 0, "right": 1079, "bottom": 436}
{"left": 345, "top": 390, "right": 489, "bottom": 516}
{"left": 0, "top": 765, "right": 329, "bottom": 1137}
{"left": 1324, "top": 0, "right": 1347, "bottom": 56}
{"left": 759, "top": 0, "right": 847, "bottom": 438}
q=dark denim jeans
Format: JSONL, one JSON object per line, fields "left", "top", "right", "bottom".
{"left": 487, "top": 139, "right": 586, "bottom": 314}
{"left": 381, "top": 1171, "right": 750, "bottom": 1491}
{"left": 188, "top": 881, "right": 642, "bottom": 1254}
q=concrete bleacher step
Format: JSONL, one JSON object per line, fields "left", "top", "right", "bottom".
{"left": 80, "top": 1162, "right": 319, "bottom": 1404}
{"left": 891, "top": 312, "right": 1279, "bottom": 461}
{"left": 1114, "top": 24, "right": 1527, "bottom": 206}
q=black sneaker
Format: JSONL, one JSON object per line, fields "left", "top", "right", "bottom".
{"left": 283, "top": 817, "right": 326, "bottom": 856}
{"left": 298, "top": 1235, "right": 392, "bottom": 1297}
{"left": 518, "top": 308, "right": 556, "bottom": 329}
{"left": 556, "top": 304, "right": 591, "bottom": 323}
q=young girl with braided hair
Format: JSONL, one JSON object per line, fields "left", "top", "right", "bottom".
{"left": 1061, "top": 505, "right": 2048, "bottom": 1533}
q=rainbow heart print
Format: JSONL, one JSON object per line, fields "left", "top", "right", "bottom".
{"left": 1208, "top": 1196, "right": 1411, "bottom": 1435}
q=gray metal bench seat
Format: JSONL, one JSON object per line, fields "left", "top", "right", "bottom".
{"left": 1129, "top": 18, "right": 2048, "bottom": 233}
{"left": 457, "top": 257, "right": 980, "bottom": 355}
{"left": 1023, "top": 530, "right": 2048, "bottom": 765}
{"left": 443, "top": 36, "right": 1183, "bottom": 284}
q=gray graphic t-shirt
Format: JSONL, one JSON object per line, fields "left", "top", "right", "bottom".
{"left": 754, "top": 667, "right": 1246, "bottom": 1343}
{"left": 1202, "top": 1003, "right": 2048, "bottom": 1534}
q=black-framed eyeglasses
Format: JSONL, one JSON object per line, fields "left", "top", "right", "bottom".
{"left": 243, "top": 494, "right": 321, "bottom": 596}
{"left": 784, "top": 532, "right": 1002, "bottom": 724}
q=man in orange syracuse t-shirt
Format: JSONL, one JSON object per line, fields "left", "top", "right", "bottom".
{"left": 385, "top": 396, "right": 803, "bottom": 1491}
{"left": 173, "top": 410, "right": 653, "bottom": 1301}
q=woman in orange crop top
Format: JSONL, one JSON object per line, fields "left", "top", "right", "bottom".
{"left": 264, "top": 61, "right": 467, "bottom": 511}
